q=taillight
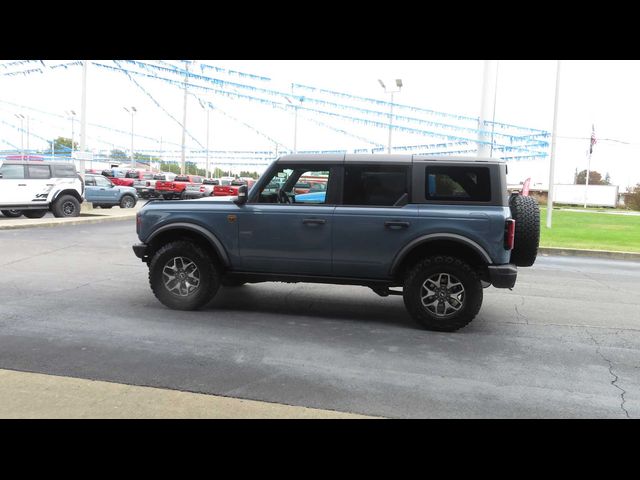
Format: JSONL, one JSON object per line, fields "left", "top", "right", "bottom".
{"left": 136, "top": 212, "right": 141, "bottom": 235}
{"left": 146, "top": 181, "right": 150, "bottom": 186}
{"left": 505, "top": 219, "right": 515, "bottom": 250}
{"left": 200, "top": 186, "right": 205, "bottom": 192}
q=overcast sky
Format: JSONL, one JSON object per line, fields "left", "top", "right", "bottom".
{"left": 1, "top": 60, "right": 639, "bottom": 189}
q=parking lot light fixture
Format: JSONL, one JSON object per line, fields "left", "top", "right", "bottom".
{"left": 378, "top": 78, "right": 403, "bottom": 154}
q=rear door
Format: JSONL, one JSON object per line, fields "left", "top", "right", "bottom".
{"left": 332, "top": 162, "right": 417, "bottom": 279}
{"left": 25, "top": 164, "right": 53, "bottom": 206}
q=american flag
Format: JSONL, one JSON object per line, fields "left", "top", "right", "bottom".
{"left": 590, "top": 124, "right": 597, "bottom": 154}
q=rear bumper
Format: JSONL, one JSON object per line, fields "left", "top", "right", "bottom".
{"left": 488, "top": 264, "right": 517, "bottom": 289}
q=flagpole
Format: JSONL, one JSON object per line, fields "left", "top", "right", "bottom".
{"left": 546, "top": 60, "right": 562, "bottom": 229}
{"left": 583, "top": 150, "right": 591, "bottom": 209}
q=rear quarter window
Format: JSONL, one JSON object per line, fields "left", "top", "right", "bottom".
{"left": 52, "top": 164, "right": 77, "bottom": 178}
{"left": 425, "top": 166, "right": 491, "bottom": 202}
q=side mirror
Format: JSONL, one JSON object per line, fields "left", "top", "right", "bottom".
{"left": 234, "top": 185, "right": 248, "bottom": 205}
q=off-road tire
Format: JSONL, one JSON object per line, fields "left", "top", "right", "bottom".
{"left": 52, "top": 195, "right": 80, "bottom": 218}
{"left": 23, "top": 210, "right": 48, "bottom": 219}
{"left": 149, "top": 240, "right": 220, "bottom": 310}
{"left": 1, "top": 209, "right": 23, "bottom": 218}
{"left": 120, "top": 195, "right": 136, "bottom": 209}
{"left": 509, "top": 194, "right": 540, "bottom": 267}
{"left": 403, "top": 256, "right": 483, "bottom": 332}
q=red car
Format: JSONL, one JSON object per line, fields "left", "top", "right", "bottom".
{"left": 101, "top": 168, "right": 135, "bottom": 187}
{"left": 155, "top": 174, "right": 203, "bottom": 200}
{"left": 213, "top": 179, "right": 255, "bottom": 196}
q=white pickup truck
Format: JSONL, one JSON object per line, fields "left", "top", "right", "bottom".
{"left": 133, "top": 172, "right": 176, "bottom": 199}
{"left": 182, "top": 178, "right": 219, "bottom": 199}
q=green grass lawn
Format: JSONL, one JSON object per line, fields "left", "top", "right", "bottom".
{"left": 539, "top": 208, "right": 640, "bottom": 252}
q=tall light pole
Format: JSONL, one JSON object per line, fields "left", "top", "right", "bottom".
{"left": 15, "top": 114, "right": 24, "bottom": 159}
{"left": 180, "top": 62, "right": 190, "bottom": 175}
{"left": 379, "top": 79, "right": 403, "bottom": 154}
{"left": 26, "top": 115, "right": 30, "bottom": 155}
{"left": 284, "top": 95, "right": 300, "bottom": 153}
{"left": 198, "top": 99, "right": 212, "bottom": 178}
{"left": 546, "top": 60, "right": 562, "bottom": 229}
{"left": 124, "top": 106, "right": 137, "bottom": 169}
{"left": 66, "top": 110, "right": 76, "bottom": 160}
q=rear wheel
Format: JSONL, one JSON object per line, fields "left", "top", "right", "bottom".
{"left": 148, "top": 240, "right": 220, "bottom": 310}
{"left": 1, "top": 209, "right": 23, "bottom": 218}
{"left": 23, "top": 210, "right": 48, "bottom": 219}
{"left": 52, "top": 195, "right": 80, "bottom": 217}
{"left": 403, "top": 256, "right": 483, "bottom": 332}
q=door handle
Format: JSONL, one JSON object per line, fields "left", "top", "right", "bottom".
{"left": 384, "top": 221, "right": 410, "bottom": 229}
{"left": 302, "top": 218, "right": 326, "bottom": 225}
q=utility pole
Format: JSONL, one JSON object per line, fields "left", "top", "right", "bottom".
{"left": 26, "top": 115, "right": 30, "bottom": 155}
{"left": 79, "top": 60, "right": 87, "bottom": 174}
{"left": 478, "top": 60, "right": 498, "bottom": 157}
{"left": 205, "top": 107, "right": 210, "bottom": 178}
{"left": 124, "top": 107, "right": 137, "bottom": 169}
{"left": 546, "top": 60, "right": 562, "bottom": 228}
{"left": 180, "top": 62, "right": 189, "bottom": 175}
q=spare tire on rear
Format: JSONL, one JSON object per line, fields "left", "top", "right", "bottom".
{"left": 509, "top": 194, "right": 540, "bottom": 267}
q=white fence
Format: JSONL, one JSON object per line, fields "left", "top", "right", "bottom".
{"left": 553, "top": 184, "right": 619, "bottom": 207}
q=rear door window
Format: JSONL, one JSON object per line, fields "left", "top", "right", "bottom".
{"left": 27, "top": 164, "right": 51, "bottom": 179}
{"left": 342, "top": 164, "right": 409, "bottom": 207}
{"left": 425, "top": 166, "right": 491, "bottom": 202}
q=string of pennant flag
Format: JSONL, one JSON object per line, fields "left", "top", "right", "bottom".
{"left": 0, "top": 60, "right": 551, "bottom": 161}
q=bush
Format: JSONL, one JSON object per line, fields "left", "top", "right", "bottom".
{"left": 626, "top": 184, "right": 640, "bottom": 211}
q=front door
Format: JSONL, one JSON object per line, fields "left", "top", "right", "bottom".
{"left": 237, "top": 164, "right": 336, "bottom": 275}
{"left": 0, "top": 163, "right": 26, "bottom": 205}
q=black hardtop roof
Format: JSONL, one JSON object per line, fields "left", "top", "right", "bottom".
{"left": 276, "top": 154, "right": 506, "bottom": 164}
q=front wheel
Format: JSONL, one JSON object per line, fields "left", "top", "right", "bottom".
{"left": 148, "top": 240, "right": 220, "bottom": 310}
{"left": 1, "top": 209, "right": 23, "bottom": 218}
{"left": 120, "top": 195, "right": 136, "bottom": 209}
{"left": 403, "top": 256, "right": 483, "bottom": 332}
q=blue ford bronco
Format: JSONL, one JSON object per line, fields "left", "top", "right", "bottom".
{"left": 133, "top": 154, "right": 539, "bottom": 332}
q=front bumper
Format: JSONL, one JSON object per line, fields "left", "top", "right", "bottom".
{"left": 132, "top": 243, "right": 149, "bottom": 261}
{"left": 488, "top": 264, "right": 517, "bottom": 289}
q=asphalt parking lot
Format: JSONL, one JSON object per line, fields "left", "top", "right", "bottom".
{"left": 1, "top": 219, "right": 639, "bottom": 418}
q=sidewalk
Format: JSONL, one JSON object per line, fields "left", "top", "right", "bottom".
{"left": 0, "top": 369, "right": 375, "bottom": 419}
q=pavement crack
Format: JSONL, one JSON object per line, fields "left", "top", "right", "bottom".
{"left": 0, "top": 244, "right": 80, "bottom": 267}
{"left": 586, "top": 328, "right": 630, "bottom": 419}
{"left": 514, "top": 296, "right": 528, "bottom": 324}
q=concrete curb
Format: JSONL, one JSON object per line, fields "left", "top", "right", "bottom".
{"left": 539, "top": 247, "right": 640, "bottom": 262}
{"left": 0, "top": 213, "right": 137, "bottom": 230}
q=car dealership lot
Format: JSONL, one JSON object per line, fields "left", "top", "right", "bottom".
{"left": 0, "top": 220, "right": 639, "bottom": 418}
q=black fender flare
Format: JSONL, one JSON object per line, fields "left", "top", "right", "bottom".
{"left": 145, "top": 222, "right": 230, "bottom": 267}
{"left": 389, "top": 233, "right": 492, "bottom": 276}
